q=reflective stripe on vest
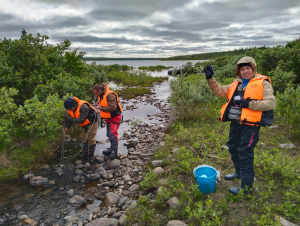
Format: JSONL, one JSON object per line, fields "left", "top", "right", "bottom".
{"left": 68, "top": 97, "right": 96, "bottom": 127}
{"left": 98, "top": 89, "right": 123, "bottom": 119}
{"left": 220, "top": 75, "right": 270, "bottom": 126}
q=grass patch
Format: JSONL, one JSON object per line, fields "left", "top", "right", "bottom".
{"left": 138, "top": 65, "right": 173, "bottom": 71}
{"left": 116, "top": 87, "right": 153, "bottom": 99}
{"left": 126, "top": 96, "right": 300, "bottom": 225}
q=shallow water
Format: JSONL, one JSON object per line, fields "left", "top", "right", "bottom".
{"left": 0, "top": 73, "right": 173, "bottom": 225}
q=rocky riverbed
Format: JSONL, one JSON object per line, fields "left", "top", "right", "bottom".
{"left": 0, "top": 79, "right": 176, "bottom": 226}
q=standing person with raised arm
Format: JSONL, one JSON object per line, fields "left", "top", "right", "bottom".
{"left": 205, "top": 56, "right": 276, "bottom": 195}
{"left": 92, "top": 83, "right": 123, "bottom": 159}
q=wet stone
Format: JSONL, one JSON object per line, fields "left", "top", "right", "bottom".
{"left": 67, "top": 189, "right": 75, "bottom": 197}
{"left": 23, "top": 174, "right": 35, "bottom": 181}
{"left": 75, "top": 164, "right": 84, "bottom": 169}
{"left": 73, "top": 175, "right": 80, "bottom": 182}
{"left": 86, "top": 173, "right": 100, "bottom": 182}
{"left": 68, "top": 195, "right": 86, "bottom": 206}
{"left": 75, "top": 170, "right": 84, "bottom": 175}
{"left": 106, "top": 159, "right": 121, "bottom": 170}
{"left": 29, "top": 176, "right": 48, "bottom": 186}
{"left": 75, "top": 160, "right": 82, "bottom": 165}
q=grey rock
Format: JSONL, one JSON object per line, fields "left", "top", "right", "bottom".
{"left": 123, "top": 174, "right": 131, "bottom": 181}
{"left": 105, "top": 192, "right": 120, "bottom": 207}
{"left": 166, "top": 220, "right": 188, "bottom": 226}
{"left": 39, "top": 164, "right": 49, "bottom": 170}
{"left": 221, "top": 145, "right": 229, "bottom": 151}
{"left": 29, "top": 176, "right": 48, "bottom": 186}
{"left": 107, "top": 207, "right": 118, "bottom": 216}
{"left": 67, "top": 189, "right": 75, "bottom": 197}
{"left": 73, "top": 175, "right": 80, "bottom": 182}
{"left": 18, "top": 215, "right": 29, "bottom": 220}
{"left": 270, "top": 125, "right": 279, "bottom": 129}
{"left": 119, "top": 214, "right": 126, "bottom": 226}
{"left": 159, "top": 141, "right": 165, "bottom": 146}
{"left": 75, "top": 160, "right": 82, "bottom": 165}
{"left": 85, "top": 218, "right": 119, "bottom": 226}
{"left": 112, "top": 211, "right": 124, "bottom": 219}
{"left": 22, "top": 174, "right": 35, "bottom": 181}
{"left": 128, "top": 184, "right": 139, "bottom": 192}
{"left": 100, "top": 170, "right": 114, "bottom": 179}
{"left": 106, "top": 159, "right": 121, "bottom": 170}
{"left": 274, "top": 215, "right": 299, "bottom": 226}
{"left": 167, "top": 197, "right": 179, "bottom": 208}
{"left": 172, "top": 148, "right": 180, "bottom": 153}
{"left": 54, "top": 167, "right": 64, "bottom": 176}
{"left": 153, "top": 167, "right": 164, "bottom": 175}
{"left": 279, "top": 143, "right": 296, "bottom": 149}
{"left": 157, "top": 186, "right": 168, "bottom": 194}
{"left": 86, "top": 173, "right": 100, "bottom": 182}
{"left": 64, "top": 216, "right": 79, "bottom": 224}
{"left": 0, "top": 219, "right": 3, "bottom": 223}
{"left": 152, "top": 160, "right": 163, "bottom": 167}
{"left": 75, "top": 164, "right": 84, "bottom": 169}
{"left": 118, "top": 197, "right": 128, "bottom": 207}
{"left": 75, "top": 170, "right": 84, "bottom": 175}
{"left": 68, "top": 195, "right": 86, "bottom": 206}
{"left": 94, "top": 155, "right": 105, "bottom": 163}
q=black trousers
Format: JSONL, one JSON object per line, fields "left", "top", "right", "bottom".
{"left": 227, "top": 121, "right": 260, "bottom": 178}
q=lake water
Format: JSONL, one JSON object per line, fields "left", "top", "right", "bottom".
{"left": 85, "top": 60, "right": 206, "bottom": 68}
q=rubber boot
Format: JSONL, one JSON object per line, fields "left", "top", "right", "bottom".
{"left": 229, "top": 176, "right": 254, "bottom": 195}
{"left": 103, "top": 148, "right": 112, "bottom": 156}
{"left": 224, "top": 161, "right": 241, "bottom": 180}
{"left": 82, "top": 142, "right": 89, "bottom": 159}
{"left": 88, "top": 144, "right": 96, "bottom": 161}
{"left": 108, "top": 149, "right": 118, "bottom": 159}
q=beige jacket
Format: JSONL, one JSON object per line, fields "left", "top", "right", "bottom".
{"left": 207, "top": 56, "right": 276, "bottom": 111}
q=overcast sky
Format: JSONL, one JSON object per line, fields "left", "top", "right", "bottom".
{"left": 1, "top": 0, "right": 299, "bottom": 58}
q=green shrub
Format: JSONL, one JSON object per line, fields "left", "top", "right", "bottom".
{"left": 169, "top": 74, "right": 218, "bottom": 120}
{"left": 275, "top": 85, "right": 300, "bottom": 133}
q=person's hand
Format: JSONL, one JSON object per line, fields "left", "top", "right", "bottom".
{"left": 204, "top": 65, "right": 214, "bottom": 79}
{"left": 64, "top": 116, "right": 71, "bottom": 122}
{"left": 234, "top": 99, "right": 250, "bottom": 108}
{"left": 62, "top": 128, "right": 69, "bottom": 134}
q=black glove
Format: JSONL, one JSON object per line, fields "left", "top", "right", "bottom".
{"left": 234, "top": 99, "right": 250, "bottom": 108}
{"left": 204, "top": 65, "right": 214, "bottom": 79}
{"left": 64, "top": 116, "right": 71, "bottom": 122}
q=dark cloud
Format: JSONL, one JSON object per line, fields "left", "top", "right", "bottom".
{"left": 1, "top": 0, "right": 300, "bottom": 57}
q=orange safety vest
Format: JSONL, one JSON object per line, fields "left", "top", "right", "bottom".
{"left": 220, "top": 75, "right": 271, "bottom": 126}
{"left": 98, "top": 87, "right": 123, "bottom": 119}
{"left": 68, "top": 97, "right": 97, "bottom": 127}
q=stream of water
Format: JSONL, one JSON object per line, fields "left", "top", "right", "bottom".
{"left": 0, "top": 67, "right": 175, "bottom": 225}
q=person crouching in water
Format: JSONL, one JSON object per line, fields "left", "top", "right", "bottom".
{"left": 92, "top": 83, "right": 123, "bottom": 159}
{"left": 205, "top": 56, "right": 276, "bottom": 195}
{"left": 63, "top": 96, "right": 98, "bottom": 160}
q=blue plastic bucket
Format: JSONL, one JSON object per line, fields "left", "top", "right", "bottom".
{"left": 194, "top": 166, "right": 217, "bottom": 194}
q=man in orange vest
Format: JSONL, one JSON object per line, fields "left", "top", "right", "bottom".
{"left": 92, "top": 83, "right": 123, "bottom": 159}
{"left": 63, "top": 96, "right": 98, "bottom": 160}
{"left": 205, "top": 56, "right": 276, "bottom": 195}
